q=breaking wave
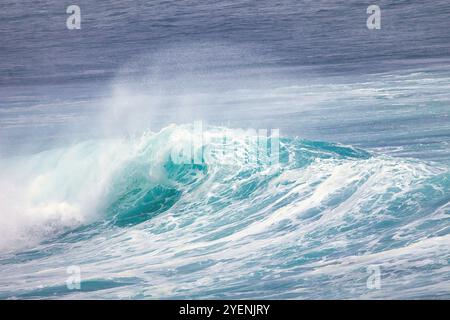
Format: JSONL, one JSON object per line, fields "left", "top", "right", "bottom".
{"left": 0, "top": 124, "right": 449, "bottom": 299}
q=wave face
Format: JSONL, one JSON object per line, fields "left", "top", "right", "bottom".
{"left": 0, "top": 124, "right": 449, "bottom": 299}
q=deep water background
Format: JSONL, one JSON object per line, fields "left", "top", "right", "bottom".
{"left": 1, "top": 0, "right": 450, "bottom": 161}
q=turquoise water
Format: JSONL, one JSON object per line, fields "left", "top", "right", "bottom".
{"left": 0, "top": 124, "right": 449, "bottom": 299}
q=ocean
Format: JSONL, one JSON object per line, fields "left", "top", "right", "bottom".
{"left": 0, "top": 0, "right": 449, "bottom": 299}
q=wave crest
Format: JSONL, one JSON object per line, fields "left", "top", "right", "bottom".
{"left": 0, "top": 124, "right": 447, "bottom": 255}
